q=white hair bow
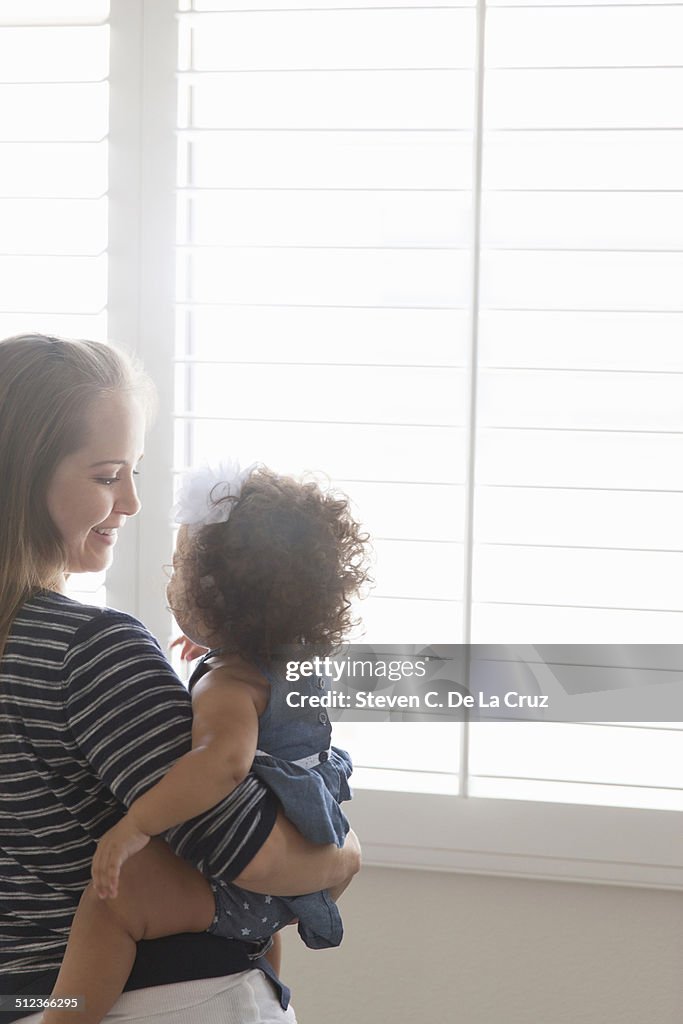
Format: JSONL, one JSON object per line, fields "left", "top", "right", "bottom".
{"left": 173, "top": 459, "right": 257, "bottom": 528}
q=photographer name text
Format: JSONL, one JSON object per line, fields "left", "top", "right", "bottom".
{"left": 286, "top": 690, "right": 549, "bottom": 710}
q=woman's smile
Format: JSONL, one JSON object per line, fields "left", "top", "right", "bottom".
{"left": 91, "top": 525, "right": 120, "bottom": 545}
{"left": 46, "top": 392, "right": 145, "bottom": 581}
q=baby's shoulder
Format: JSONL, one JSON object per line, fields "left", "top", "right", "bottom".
{"left": 191, "top": 655, "right": 271, "bottom": 716}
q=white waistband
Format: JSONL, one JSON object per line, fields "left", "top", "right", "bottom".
{"left": 255, "top": 747, "right": 331, "bottom": 770}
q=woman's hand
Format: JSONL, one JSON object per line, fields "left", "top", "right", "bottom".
{"left": 91, "top": 814, "right": 151, "bottom": 900}
{"left": 169, "top": 634, "right": 209, "bottom": 662}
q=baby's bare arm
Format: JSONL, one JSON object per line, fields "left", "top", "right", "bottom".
{"left": 128, "top": 673, "right": 260, "bottom": 834}
{"left": 92, "top": 671, "right": 260, "bottom": 898}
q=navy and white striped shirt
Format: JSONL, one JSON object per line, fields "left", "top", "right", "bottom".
{"left": 0, "top": 591, "right": 276, "bottom": 984}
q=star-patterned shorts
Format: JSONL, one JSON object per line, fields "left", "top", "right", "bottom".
{"left": 207, "top": 878, "right": 293, "bottom": 953}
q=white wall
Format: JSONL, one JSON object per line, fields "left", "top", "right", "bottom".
{"left": 282, "top": 866, "right": 683, "bottom": 1024}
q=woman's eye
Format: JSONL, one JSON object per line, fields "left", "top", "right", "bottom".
{"left": 94, "top": 470, "right": 140, "bottom": 485}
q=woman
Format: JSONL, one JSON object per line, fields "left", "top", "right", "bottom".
{"left": 0, "top": 334, "right": 360, "bottom": 1024}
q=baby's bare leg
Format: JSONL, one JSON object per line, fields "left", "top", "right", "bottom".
{"left": 40, "top": 838, "right": 215, "bottom": 1024}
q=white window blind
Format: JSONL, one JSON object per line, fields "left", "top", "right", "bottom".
{"left": 474, "top": 0, "right": 683, "bottom": 643}
{"left": 173, "top": 0, "right": 682, "bottom": 816}
{"left": 0, "top": 0, "right": 110, "bottom": 605}
{"left": 174, "top": 0, "right": 473, "bottom": 650}
{"left": 467, "top": 0, "right": 683, "bottom": 813}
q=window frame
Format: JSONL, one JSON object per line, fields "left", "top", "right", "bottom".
{"left": 349, "top": 789, "right": 683, "bottom": 889}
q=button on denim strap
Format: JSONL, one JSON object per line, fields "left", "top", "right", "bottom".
{"left": 255, "top": 746, "right": 332, "bottom": 770}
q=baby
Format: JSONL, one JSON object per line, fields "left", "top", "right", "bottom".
{"left": 41, "top": 462, "right": 369, "bottom": 1024}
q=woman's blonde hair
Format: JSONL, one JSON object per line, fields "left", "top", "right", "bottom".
{"left": 0, "top": 334, "right": 154, "bottom": 657}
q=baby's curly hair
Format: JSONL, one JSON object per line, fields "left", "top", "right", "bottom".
{"left": 184, "top": 468, "right": 371, "bottom": 663}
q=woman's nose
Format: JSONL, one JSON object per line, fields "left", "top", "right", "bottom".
{"left": 115, "top": 475, "right": 142, "bottom": 517}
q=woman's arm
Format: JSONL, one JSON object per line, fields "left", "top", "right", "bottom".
{"left": 234, "top": 814, "right": 362, "bottom": 895}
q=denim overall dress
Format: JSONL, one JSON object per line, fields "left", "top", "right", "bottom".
{"left": 189, "top": 652, "right": 353, "bottom": 950}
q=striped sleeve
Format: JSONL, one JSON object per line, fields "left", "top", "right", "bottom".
{"left": 61, "top": 611, "right": 276, "bottom": 878}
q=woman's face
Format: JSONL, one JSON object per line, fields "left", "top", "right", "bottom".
{"left": 46, "top": 392, "right": 145, "bottom": 582}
